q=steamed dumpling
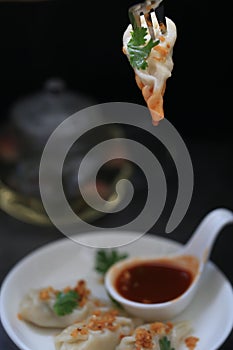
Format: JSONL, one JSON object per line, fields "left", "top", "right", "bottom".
{"left": 116, "top": 320, "right": 193, "bottom": 350}
{"left": 18, "top": 279, "right": 105, "bottom": 328}
{"left": 122, "top": 12, "right": 177, "bottom": 125}
{"left": 54, "top": 309, "right": 135, "bottom": 350}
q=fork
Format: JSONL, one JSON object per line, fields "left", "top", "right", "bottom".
{"left": 128, "top": 0, "right": 167, "bottom": 40}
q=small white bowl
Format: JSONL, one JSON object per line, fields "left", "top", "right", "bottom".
{"left": 105, "top": 208, "right": 233, "bottom": 321}
{"left": 104, "top": 255, "right": 201, "bottom": 322}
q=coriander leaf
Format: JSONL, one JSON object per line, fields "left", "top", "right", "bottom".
{"left": 53, "top": 290, "right": 79, "bottom": 316}
{"left": 130, "top": 26, "right": 147, "bottom": 46}
{"left": 127, "top": 27, "right": 159, "bottom": 70}
{"left": 94, "top": 249, "right": 128, "bottom": 275}
{"left": 159, "top": 336, "right": 175, "bottom": 350}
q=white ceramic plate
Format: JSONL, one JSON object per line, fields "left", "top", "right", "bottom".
{"left": 1, "top": 232, "right": 233, "bottom": 350}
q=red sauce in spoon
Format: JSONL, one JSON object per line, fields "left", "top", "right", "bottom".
{"left": 115, "top": 260, "right": 193, "bottom": 304}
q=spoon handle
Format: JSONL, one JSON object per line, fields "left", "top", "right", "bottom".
{"left": 183, "top": 208, "right": 233, "bottom": 262}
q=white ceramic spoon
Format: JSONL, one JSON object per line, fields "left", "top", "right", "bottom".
{"left": 105, "top": 208, "right": 233, "bottom": 321}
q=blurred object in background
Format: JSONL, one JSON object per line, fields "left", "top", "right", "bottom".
{"left": 0, "top": 78, "right": 132, "bottom": 225}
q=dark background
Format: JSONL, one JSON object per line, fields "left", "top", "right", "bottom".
{"left": 0, "top": 1, "right": 233, "bottom": 349}
{"left": 0, "top": 0, "right": 232, "bottom": 138}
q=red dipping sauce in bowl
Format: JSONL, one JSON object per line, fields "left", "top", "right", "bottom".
{"left": 105, "top": 255, "right": 199, "bottom": 321}
{"left": 115, "top": 260, "right": 193, "bottom": 304}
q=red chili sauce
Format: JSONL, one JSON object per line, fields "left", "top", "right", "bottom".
{"left": 115, "top": 260, "right": 193, "bottom": 304}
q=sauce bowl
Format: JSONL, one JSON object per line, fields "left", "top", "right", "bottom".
{"left": 105, "top": 208, "right": 233, "bottom": 321}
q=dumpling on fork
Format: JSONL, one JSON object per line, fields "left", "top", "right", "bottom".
{"left": 54, "top": 308, "right": 136, "bottom": 350}
{"left": 122, "top": 1, "right": 177, "bottom": 125}
{"left": 18, "top": 279, "right": 107, "bottom": 328}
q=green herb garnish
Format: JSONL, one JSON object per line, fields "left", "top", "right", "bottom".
{"left": 94, "top": 249, "right": 128, "bottom": 275}
{"left": 127, "top": 26, "right": 159, "bottom": 70}
{"left": 53, "top": 290, "right": 79, "bottom": 316}
{"left": 159, "top": 336, "right": 175, "bottom": 350}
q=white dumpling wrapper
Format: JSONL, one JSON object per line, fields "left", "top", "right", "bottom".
{"left": 122, "top": 13, "right": 177, "bottom": 125}
{"left": 18, "top": 282, "right": 106, "bottom": 328}
{"left": 55, "top": 313, "right": 135, "bottom": 350}
{"left": 116, "top": 320, "right": 193, "bottom": 350}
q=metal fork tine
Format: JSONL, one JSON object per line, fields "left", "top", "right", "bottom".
{"left": 143, "top": 11, "right": 155, "bottom": 40}
{"left": 128, "top": 5, "right": 142, "bottom": 30}
{"left": 155, "top": 3, "right": 167, "bottom": 34}
{"left": 128, "top": 0, "right": 166, "bottom": 39}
